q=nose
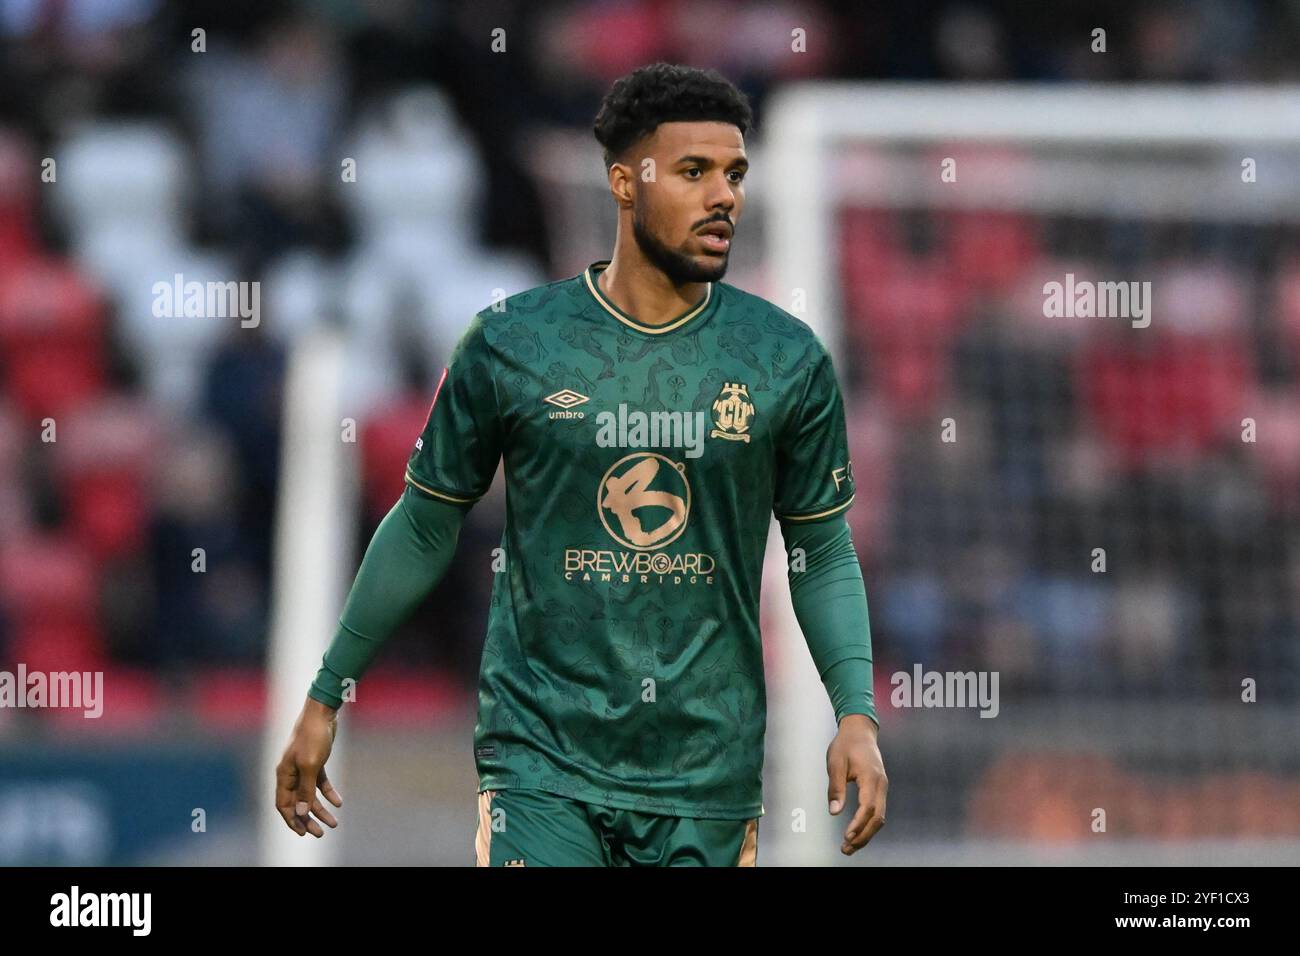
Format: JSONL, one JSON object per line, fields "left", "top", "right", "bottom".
{"left": 706, "top": 171, "right": 737, "bottom": 213}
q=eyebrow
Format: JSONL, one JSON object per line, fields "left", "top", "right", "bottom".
{"left": 675, "top": 154, "right": 749, "bottom": 169}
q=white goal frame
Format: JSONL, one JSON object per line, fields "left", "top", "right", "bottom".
{"left": 761, "top": 83, "right": 1300, "bottom": 865}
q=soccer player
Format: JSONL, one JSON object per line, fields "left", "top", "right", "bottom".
{"left": 276, "top": 62, "right": 887, "bottom": 866}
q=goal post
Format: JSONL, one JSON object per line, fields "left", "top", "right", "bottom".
{"left": 261, "top": 331, "right": 357, "bottom": 866}
{"left": 762, "top": 82, "right": 1300, "bottom": 864}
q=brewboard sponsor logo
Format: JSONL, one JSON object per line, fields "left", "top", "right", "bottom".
{"left": 564, "top": 452, "right": 715, "bottom": 586}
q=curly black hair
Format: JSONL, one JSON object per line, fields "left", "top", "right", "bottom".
{"left": 593, "top": 62, "right": 753, "bottom": 170}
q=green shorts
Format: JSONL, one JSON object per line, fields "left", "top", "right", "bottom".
{"left": 475, "top": 788, "right": 760, "bottom": 867}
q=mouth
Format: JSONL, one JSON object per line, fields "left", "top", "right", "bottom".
{"left": 696, "top": 222, "right": 733, "bottom": 254}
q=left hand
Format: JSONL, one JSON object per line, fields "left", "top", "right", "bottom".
{"left": 826, "top": 713, "right": 887, "bottom": 855}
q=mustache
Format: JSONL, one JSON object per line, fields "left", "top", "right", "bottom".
{"left": 694, "top": 215, "right": 735, "bottom": 231}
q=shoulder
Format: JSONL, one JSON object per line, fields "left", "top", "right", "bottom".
{"left": 445, "top": 276, "right": 582, "bottom": 361}
{"left": 471, "top": 274, "right": 585, "bottom": 335}
{"left": 714, "top": 282, "right": 828, "bottom": 351}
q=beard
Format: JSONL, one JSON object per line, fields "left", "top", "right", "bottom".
{"left": 632, "top": 200, "right": 730, "bottom": 284}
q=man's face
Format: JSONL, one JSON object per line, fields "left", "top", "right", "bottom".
{"left": 625, "top": 121, "right": 747, "bottom": 284}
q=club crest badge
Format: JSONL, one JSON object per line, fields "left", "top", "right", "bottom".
{"left": 710, "top": 382, "right": 755, "bottom": 443}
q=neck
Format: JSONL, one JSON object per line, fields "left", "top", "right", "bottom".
{"left": 597, "top": 231, "right": 709, "bottom": 327}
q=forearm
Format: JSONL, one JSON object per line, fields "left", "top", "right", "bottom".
{"left": 823, "top": 659, "right": 877, "bottom": 730}
{"left": 780, "top": 513, "right": 879, "bottom": 729}
{"left": 308, "top": 486, "right": 466, "bottom": 708}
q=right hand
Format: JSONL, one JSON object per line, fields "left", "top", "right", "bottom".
{"left": 275, "top": 696, "right": 344, "bottom": 837}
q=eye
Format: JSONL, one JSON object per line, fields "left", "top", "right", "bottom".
{"left": 684, "top": 167, "right": 702, "bottom": 178}
{"left": 728, "top": 169, "right": 746, "bottom": 183}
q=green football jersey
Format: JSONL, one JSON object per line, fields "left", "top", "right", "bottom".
{"left": 404, "top": 260, "right": 857, "bottom": 820}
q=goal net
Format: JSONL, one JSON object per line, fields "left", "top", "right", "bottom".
{"left": 761, "top": 83, "right": 1300, "bottom": 864}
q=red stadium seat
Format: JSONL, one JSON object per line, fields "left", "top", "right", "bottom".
{"left": 0, "top": 259, "right": 106, "bottom": 420}
{"left": 0, "top": 534, "right": 104, "bottom": 676}
{"left": 1276, "top": 258, "right": 1300, "bottom": 351}
{"left": 191, "top": 668, "right": 267, "bottom": 731}
{"left": 46, "top": 666, "right": 163, "bottom": 731}
{"left": 349, "top": 669, "right": 470, "bottom": 726}
{"left": 64, "top": 471, "right": 150, "bottom": 561}
{"left": 1077, "top": 330, "right": 1253, "bottom": 467}
{"left": 1243, "top": 387, "right": 1300, "bottom": 510}
{"left": 3, "top": 342, "right": 105, "bottom": 422}
{"left": 0, "top": 533, "right": 99, "bottom": 614}
{"left": 847, "top": 257, "right": 969, "bottom": 417}
{"left": 573, "top": 5, "right": 670, "bottom": 83}
{"left": 0, "top": 257, "right": 103, "bottom": 344}
{"left": 360, "top": 396, "right": 438, "bottom": 521}
{"left": 52, "top": 396, "right": 160, "bottom": 562}
{"left": 941, "top": 210, "right": 1042, "bottom": 295}
{"left": 8, "top": 619, "right": 104, "bottom": 675}
{"left": 0, "top": 130, "right": 40, "bottom": 277}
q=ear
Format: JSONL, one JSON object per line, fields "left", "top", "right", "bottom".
{"left": 608, "top": 160, "right": 635, "bottom": 209}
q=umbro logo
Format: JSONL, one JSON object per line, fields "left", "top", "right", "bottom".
{"left": 544, "top": 388, "right": 589, "bottom": 420}
{"left": 543, "top": 389, "right": 590, "bottom": 409}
